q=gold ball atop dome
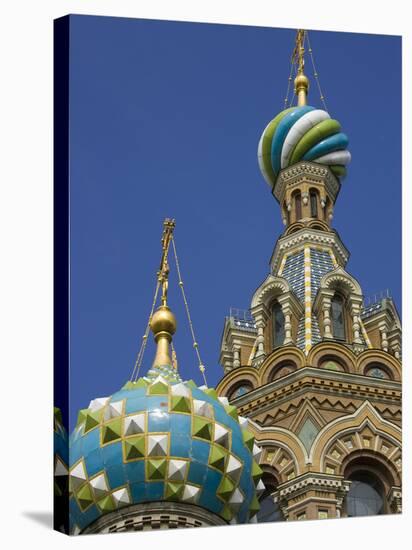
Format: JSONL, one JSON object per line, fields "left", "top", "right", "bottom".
{"left": 294, "top": 73, "right": 309, "bottom": 91}
{"left": 150, "top": 305, "right": 177, "bottom": 336}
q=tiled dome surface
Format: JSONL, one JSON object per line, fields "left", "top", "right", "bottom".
{"left": 69, "top": 366, "right": 263, "bottom": 533}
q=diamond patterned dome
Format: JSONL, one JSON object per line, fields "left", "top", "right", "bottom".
{"left": 69, "top": 365, "right": 264, "bottom": 533}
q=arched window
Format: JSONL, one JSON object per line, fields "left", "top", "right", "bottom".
{"left": 331, "top": 294, "right": 346, "bottom": 340}
{"left": 257, "top": 475, "right": 284, "bottom": 523}
{"left": 295, "top": 192, "right": 302, "bottom": 220}
{"left": 270, "top": 362, "right": 297, "bottom": 381}
{"left": 346, "top": 471, "right": 386, "bottom": 517}
{"left": 229, "top": 383, "right": 253, "bottom": 400}
{"left": 310, "top": 190, "right": 318, "bottom": 218}
{"left": 272, "top": 301, "right": 285, "bottom": 348}
{"left": 365, "top": 363, "right": 390, "bottom": 380}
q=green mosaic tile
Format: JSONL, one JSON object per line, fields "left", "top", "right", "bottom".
{"left": 76, "top": 484, "right": 94, "bottom": 511}
{"left": 101, "top": 418, "right": 122, "bottom": 444}
{"left": 123, "top": 435, "right": 145, "bottom": 461}
{"left": 220, "top": 504, "right": 234, "bottom": 521}
{"left": 203, "top": 388, "right": 218, "bottom": 400}
{"left": 148, "top": 379, "right": 169, "bottom": 395}
{"left": 252, "top": 461, "right": 263, "bottom": 482}
{"left": 84, "top": 410, "right": 103, "bottom": 434}
{"left": 225, "top": 405, "right": 239, "bottom": 421}
{"left": 217, "top": 475, "right": 235, "bottom": 502}
{"left": 249, "top": 493, "right": 260, "bottom": 517}
{"left": 76, "top": 408, "right": 88, "bottom": 427}
{"left": 170, "top": 395, "right": 191, "bottom": 414}
{"left": 242, "top": 430, "right": 254, "bottom": 452}
{"left": 192, "top": 416, "right": 213, "bottom": 441}
{"left": 147, "top": 458, "right": 167, "bottom": 481}
{"left": 209, "top": 445, "right": 227, "bottom": 473}
{"left": 165, "top": 482, "right": 184, "bottom": 501}
{"left": 97, "top": 495, "right": 115, "bottom": 513}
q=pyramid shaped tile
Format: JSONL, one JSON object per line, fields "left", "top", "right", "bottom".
{"left": 76, "top": 483, "right": 94, "bottom": 511}
{"left": 170, "top": 395, "right": 191, "bottom": 414}
{"left": 165, "top": 482, "right": 184, "bottom": 501}
{"left": 220, "top": 504, "right": 234, "bottom": 521}
{"left": 124, "top": 413, "right": 145, "bottom": 436}
{"left": 170, "top": 382, "right": 190, "bottom": 397}
{"left": 123, "top": 435, "right": 145, "bottom": 461}
{"left": 147, "top": 458, "right": 167, "bottom": 481}
{"left": 248, "top": 493, "right": 260, "bottom": 517}
{"left": 225, "top": 404, "right": 238, "bottom": 421}
{"left": 76, "top": 408, "right": 88, "bottom": 427}
{"left": 148, "top": 376, "right": 169, "bottom": 395}
{"left": 88, "top": 397, "right": 110, "bottom": 412}
{"left": 104, "top": 400, "right": 123, "bottom": 421}
{"left": 242, "top": 429, "right": 255, "bottom": 452}
{"left": 89, "top": 473, "right": 109, "bottom": 500}
{"left": 112, "top": 487, "right": 130, "bottom": 508}
{"left": 252, "top": 460, "right": 263, "bottom": 482}
{"left": 101, "top": 418, "right": 122, "bottom": 444}
{"left": 97, "top": 494, "right": 115, "bottom": 513}
{"left": 54, "top": 456, "right": 68, "bottom": 477}
{"left": 217, "top": 475, "right": 235, "bottom": 502}
{"left": 253, "top": 443, "right": 262, "bottom": 464}
{"left": 213, "top": 422, "right": 230, "bottom": 449}
{"left": 70, "top": 460, "right": 87, "bottom": 491}
{"left": 192, "top": 416, "right": 213, "bottom": 441}
{"left": 193, "top": 399, "right": 213, "bottom": 419}
{"left": 167, "top": 459, "right": 188, "bottom": 482}
{"left": 203, "top": 388, "right": 218, "bottom": 400}
{"left": 218, "top": 396, "right": 229, "bottom": 407}
{"left": 182, "top": 484, "right": 200, "bottom": 503}
{"left": 209, "top": 445, "right": 227, "bottom": 473}
{"left": 226, "top": 454, "right": 242, "bottom": 482}
{"left": 238, "top": 416, "right": 249, "bottom": 430}
{"left": 147, "top": 434, "right": 168, "bottom": 457}
{"left": 228, "top": 487, "right": 244, "bottom": 512}
{"left": 84, "top": 410, "right": 103, "bottom": 434}
{"left": 256, "top": 479, "right": 265, "bottom": 498}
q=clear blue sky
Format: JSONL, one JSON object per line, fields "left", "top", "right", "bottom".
{"left": 67, "top": 15, "right": 401, "bottom": 430}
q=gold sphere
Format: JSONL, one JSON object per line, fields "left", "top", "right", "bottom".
{"left": 294, "top": 73, "right": 309, "bottom": 90}
{"left": 150, "top": 305, "right": 177, "bottom": 336}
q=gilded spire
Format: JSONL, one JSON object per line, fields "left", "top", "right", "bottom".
{"left": 150, "top": 218, "right": 177, "bottom": 368}
{"left": 293, "top": 29, "right": 309, "bottom": 106}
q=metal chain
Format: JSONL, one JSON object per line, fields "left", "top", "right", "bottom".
{"left": 171, "top": 236, "right": 208, "bottom": 386}
{"left": 306, "top": 31, "right": 328, "bottom": 111}
{"left": 283, "top": 54, "right": 295, "bottom": 109}
{"left": 130, "top": 280, "right": 160, "bottom": 381}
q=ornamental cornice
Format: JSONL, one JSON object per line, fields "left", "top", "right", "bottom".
{"left": 270, "top": 228, "right": 349, "bottom": 273}
{"left": 275, "top": 472, "right": 350, "bottom": 499}
{"left": 273, "top": 162, "right": 340, "bottom": 203}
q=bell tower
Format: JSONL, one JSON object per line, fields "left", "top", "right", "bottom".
{"left": 217, "top": 30, "right": 402, "bottom": 523}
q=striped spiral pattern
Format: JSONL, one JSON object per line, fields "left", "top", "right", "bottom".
{"left": 258, "top": 105, "right": 351, "bottom": 190}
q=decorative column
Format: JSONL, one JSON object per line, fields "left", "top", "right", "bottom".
{"left": 379, "top": 321, "right": 389, "bottom": 352}
{"left": 388, "top": 487, "right": 402, "bottom": 514}
{"left": 350, "top": 298, "right": 363, "bottom": 347}
{"left": 322, "top": 295, "right": 333, "bottom": 339}
{"left": 251, "top": 304, "right": 269, "bottom": 367}
{"left": 233, "top": 345, "right": 241, "bottom": 368}
{"left": 277, "top": 297, "right": 293, "bottom": 345}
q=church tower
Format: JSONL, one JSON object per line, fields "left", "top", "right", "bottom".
{"left": 217, "top": 30, "right": 402, "bottom": 521}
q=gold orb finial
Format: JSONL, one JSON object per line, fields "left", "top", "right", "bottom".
{"left": 150, "top": 305, "right": 177, "bottom": 368}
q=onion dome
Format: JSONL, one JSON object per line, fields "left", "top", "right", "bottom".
{"left": 69, "top": 367, "right": 263, "bottom": 533}
{"left": 68, "top": 219, "right": 263, "bottom": 534}
{"left": 54, "top": 407, "right": 69, "bottom": 532}
{"left": 258, "top": 105, "right": 351, "bottom": 190}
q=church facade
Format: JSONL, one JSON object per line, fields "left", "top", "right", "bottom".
{"left": 216, "top": 31, "right": 402, "bottom": 522}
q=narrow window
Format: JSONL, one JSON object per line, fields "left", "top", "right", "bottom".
{"left": 295, "top": 192, "right": 302, "bottom": 220}
{"left": 331, "top": 294, "right": 346, "bottom": 340}
{"left": 310, "top": 191, "right": 318, "bottom": 218}
{"left": 272, "top": 301, "right": 285, "bottom": 347}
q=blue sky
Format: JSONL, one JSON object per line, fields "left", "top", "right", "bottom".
{"left": 67, "top": 15, "right": 401, "bottom": 430}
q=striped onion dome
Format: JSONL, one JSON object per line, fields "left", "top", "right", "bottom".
{"left": 258, "top": 105, "right": 351, "bottom": 190}
{"left": 69, "top": 363, "right": 264, "bottom": 534}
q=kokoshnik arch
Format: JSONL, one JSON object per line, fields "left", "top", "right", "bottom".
{"left": 53, "top": 28, "right": 402, "bottom": 534}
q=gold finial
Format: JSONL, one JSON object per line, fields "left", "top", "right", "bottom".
{"left": 151, "top": 218, "right": 177, "bottom": 368}
{"left": 292, "top": 29, "right": 309, "bottom": 106}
